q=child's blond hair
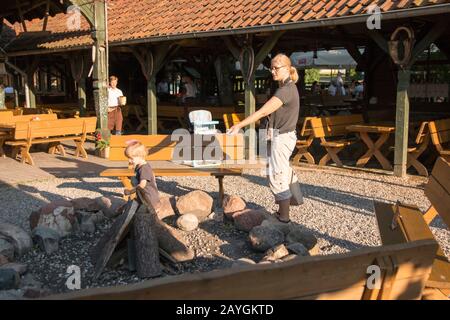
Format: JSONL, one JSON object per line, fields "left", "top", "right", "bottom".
{"left": 124, "top": 140, "right": 147, "bottom": 159}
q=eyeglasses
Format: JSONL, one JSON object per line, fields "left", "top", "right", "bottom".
{"left": 270, "top": 65, "right": 286, "bottom": 72}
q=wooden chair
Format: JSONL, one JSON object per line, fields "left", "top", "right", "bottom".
{"left": 310, "top": 114, "right": 364, "bottom": 167}
{"left": 46, "top": 239, "right": 438, "bottom": 300}
{"left": 374, "top": 157, "right": 450, "bottom": 300}
{"left": 5, "top": 117, "right": 97, "bottom": 165}
{"left": 428, "top": 118, "right": 450, "bottom": 161}
{"left": 100, "top": 134, "right": 245, "bottom": 205}
{"left": 292, "top": 117, "right": 316, "bottom": 165}
{"left": 223, "top": 113, "right": 245, "bottom": 131}
{"left": 394, "top": 121, "right": 430, "bottom": 177}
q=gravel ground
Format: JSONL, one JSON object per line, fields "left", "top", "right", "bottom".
{"left": 0, "top": 167, "right": 449, "bottom": 295}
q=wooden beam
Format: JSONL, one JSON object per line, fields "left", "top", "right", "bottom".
{"left": 368, "top": 30, "right": 389, "bottom": 54}
{"left": 42, "top": 0, "right": 50, "bottom": 31}
{"left": 409, "top": 20, "right": 448, "bottom": 67}
{"left": 15, "top": 0, "right": 27, "bottom": 32}
{"left": 254, "top": 31, "right": 284, "bottom": 66}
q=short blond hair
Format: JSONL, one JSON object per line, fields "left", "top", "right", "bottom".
{"left": 124, "top": 141, "right": 147, "bottom": 158}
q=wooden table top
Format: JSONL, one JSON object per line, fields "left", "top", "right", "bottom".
{"left": 346, "top": 124, "right": 395, "bottom": 133}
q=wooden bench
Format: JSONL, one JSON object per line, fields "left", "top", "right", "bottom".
{"left": 402, "top": 121, "right": 430, "bottom": 177}
{"left": 100, "top": 134, "right": 245, "bottom": 205}
{"left": 46, "top": 239, "right": 437, "bottom": 300}
{"left": 310, "top": 114, "right": 364, "bottom": 167}
{"left": 223, "top": 113, "right": 245, "bottom": 130}
{"left": 374, "top": 157, "right": 450, "bottom": 300}
{"left": 428, "top": 118, "right": 450, "bottom": 161}
{"left": 0, "top": 114, "right": 59, "bottom": 157}
{"left": 292, "top": 117, "right": 316, "bottom": 165}
{"left": 4, "top": 117, "right": 97, "bottom": 165}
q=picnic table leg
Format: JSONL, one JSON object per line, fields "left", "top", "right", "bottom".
{"left": 0, "top": 139, "right": 5, "bottom": 158}
{"left": 120, "top": 176, "right": 135, "bottom": 201}
{"left": 357, "top": 132, "right": 392, "bottom": 170}
{"left": 407, "top": 153, "right": 428, "bottom": 177}
{"left": 217, "top": 176, "right": 224, "bottom": 208}
{"left": 20, "top": 145, "right": 34, "bottom": 166}
{"left": 75, "top": 141, "right": 88, "bottom": 158}
{"left": 423, "top": 206, "right": 438, "bottom": 225}
{"left": 56, "top": 144, "right": 66, "bottom": 157}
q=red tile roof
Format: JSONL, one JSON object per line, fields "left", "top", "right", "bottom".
{"left": 2, "top": 0, "right": 450, "bottom": 54}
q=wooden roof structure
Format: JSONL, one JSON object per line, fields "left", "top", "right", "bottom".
{"left": 2, "top": 0, "right": 450, "bottom": 55}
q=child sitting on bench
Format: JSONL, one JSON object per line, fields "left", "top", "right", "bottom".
{"left": 123, "top": 140, "right": 161, "bottom": 211}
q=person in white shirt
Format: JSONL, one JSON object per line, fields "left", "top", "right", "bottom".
{"left": 107, "top": 75, "right": 124, "bottom": 135}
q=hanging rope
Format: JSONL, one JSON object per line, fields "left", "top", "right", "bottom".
{"left": 239, "top": 45, "right": 254, "bottom": 85}
{"left": 388, "top": 26, "right": 415, "bottom": 68}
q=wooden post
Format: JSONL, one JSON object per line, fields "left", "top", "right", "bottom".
{"left": 147, "top": 76, "right": 157, "bottom": 134}
{"left": 70, "top": 53, "right": 90, "bottom": 116}
{"left": 225, "top": 32, "right": 283, "bottom": 160}
{"left": 132, "top": 44, "right": 175, "bottom": 134}
{"left": 393, "top": 69, "right": 411, "bottom": 177}
{"left": 25, "top": 56, "right": 39, "bottom": 109}
{"left": 0, "top": 84, "right": 5, "bottom": 109}
{"left": 92, "top": 0, "right": 109, "bottom": 131}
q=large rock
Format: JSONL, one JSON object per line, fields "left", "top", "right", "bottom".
{"left": 30, "top": 201, "right": 79, "bottom": 237}
{"left": 223, "top": 195, "right": 246, "bottom": 219}
{"left": 232, "top": 209, "right": 266, "bottom": 232}
{"left": 260, "top": 219, "right": 291, "bottom": 236}
{"left": 32, "top": 226, "right": 60, "bottom": 254}
{"left": 176, "top": 190, "right": 213, "bottom": 220}
{"left": 248, "top": 226, "right": 284, "bottom": 252}
{"left": 71, "top": 196, "right": 114, "bottom": 217}
{"left": 0, "top": 268, "right": 20, "bottom": 290}
{"left": 176, "top": 214, "right": 199, "bottom": 232}
{"left": 156, "top": 196, "right": 176, "bottom": 220}
{"left": 0, "top": 238, "right": 14, "bottom": 260}
{"left": 0, "top": 223, "right": 32, "bottom": 257}
{"left": 0, "top": 254, "right": 9, "bottom": 266}
{"left": 94, "top": 197, "right": 114, "bottom": 218}
{"left": 285, "top": 226, "right": 318, "bottom": 250}
{"left": 262, "top": 244, "right": 289, "bottom": 262}
{"left": 231, "top": 258, "right": 256, "bottom": 268}
{"left": 0, "top": 263, "right": 27, "bottom": 275}
{"left": 286, "top": 242, "right": 309, "bottom": 256}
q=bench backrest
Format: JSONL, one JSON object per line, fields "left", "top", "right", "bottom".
{"left": 428, "top": 118, "right": 450, "bottom": 150}
{"left": 109, "top": 134, "right": 245, "bottom": 162}
{"left": 310, "top": 114, "right": 364, "bottom": 138}
{"left": 223, "top": 113, "right": 245, "bottom": 130}
{"left": 13, "top": 117, "right": 97, "bottom": 140}
{"left": 425, "top": 157, "right": 450, "bottom": 228}
{"left": 8, "top": 114, "right": 58, "bottom": 123}
{"left": 46, "top": 240, "right": 437, "bottom": 300}
{"left": 0, "top": 110, "right": 13, "bottom": 123}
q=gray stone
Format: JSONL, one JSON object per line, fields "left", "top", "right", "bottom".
{"left": 0, "top": 268, "right": 20, "bottom": 290}
{"left": 208, "top": 211, "right": 223, "bottom": 222}
{"left": 32, "top": 226, "right": 60, "bottom": 255}
{"left": 95, "top": 196, "right": 114, "bottom": 217}
{"left": 248, "top": 225, "right": 284, "bottom": 252}
{"left": 0, "top": 289, "right": 24, "bottom": 300}
{"left": 80, "top": 219, "right": 96, "bottom": 234}
{"left": 262, "top": 244, "right": 290, "bottom": 262}
{"left": 0, "top": 254, "right": 9, "bottom": 266}
{"left": 0, "top": 238, "right": 14, "bottom": 260}
{"left": 260, "top": 219, "right": 291, "bottom": 236}
{"left": 176, "top": 190, "right": 213, "bottom": 220}
{"left": 281, "top": 254, "right": 299, "bottom": 262}
{"left": 0, "top": 263, "right": 27, "bottom": 275}
{"left": 20, "top": 273, "right": 42, "bottom": 289}
{"left": 0, "top": 223, "right": 32, "bottom": 257}
{"left": 176, "top": 214, "right": 199, "bottom": 232}
{"left": 30, "top": 203, "right": 79, "bottom": 237}
{"left": 285, "top": 226, "right": 318, "bottom": 250}
{"left": 286, "top": 242, "right": 310, "bottom": 256}
{"left": 232, "top": 258, "right": 256, "bottom": 268}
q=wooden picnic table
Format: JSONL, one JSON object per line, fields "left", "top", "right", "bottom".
{"left": 346, "top": 124, "right": 395, "bottom": 170}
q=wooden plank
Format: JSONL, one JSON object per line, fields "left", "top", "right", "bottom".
{"left": 45, "top": 240, "right": 437, "bottom": 300}
{"left": 375, "top": 202, "right": 450, "bottom": 289}
{"left": 100, "top": 168, "right": 242, "bottom": 178}
{"left": 425, "top": 177, "right": 450, "bottom": 228}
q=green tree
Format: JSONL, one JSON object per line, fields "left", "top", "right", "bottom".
{"left": 304, "top": 68, "right": 320, "bottom": 84}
